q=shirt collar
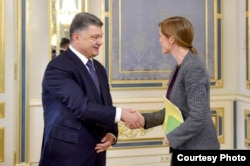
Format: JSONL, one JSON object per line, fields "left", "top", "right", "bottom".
{"left": 69, "top": 45, "right": 90, "bottom": 65}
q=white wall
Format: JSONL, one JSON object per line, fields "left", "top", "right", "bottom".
{"left": 27, "top": 0, "right": 49, "bottom": 99}
{"left": 0, "top": 0, "right": 17, "bottom": 166}
{"left": 237, "top": 0, "right": 250, "bottom": 96}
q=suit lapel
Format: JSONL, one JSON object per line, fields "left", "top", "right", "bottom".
{"left": 94, "top": 61, "right": 109, "bottom": 105}
{"left": 66, "top": 49, "right": 103, "bottom": 103}
{"left": 93, "top": 59, "right": 113, "bottom": 106}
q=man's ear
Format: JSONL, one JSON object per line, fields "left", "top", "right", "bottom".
{"left": 169, "top": 36, "right": 175, "bottom": 44}
{"left": 72, "top": 32, "right": 80, "bottom": 43}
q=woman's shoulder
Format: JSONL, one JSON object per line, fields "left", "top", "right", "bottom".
{"left": 182, "top": 52, "right": 206, "bottom": 69}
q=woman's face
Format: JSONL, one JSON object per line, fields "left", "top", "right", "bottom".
{"left": 159, "top": 28, "right": 172, "bottom": 54}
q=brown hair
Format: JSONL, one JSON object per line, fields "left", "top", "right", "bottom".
{"left": 158, "top": 16, "right": 197, "bottom": 55}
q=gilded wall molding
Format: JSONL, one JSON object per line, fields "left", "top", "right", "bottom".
{"left": 244, "top": 109, "right": 250, "bottom": 148}
{"left": 0, "top": 127, "right": 4, "bottom": 162}
{"left": 114, "top": 113, "right": 163, "bottom": 149}
{"left": 0, "top": 102, "right": 4, "bottom": 118}
{"left": 118, "top": 122, "right": 152, "bottom": 139}
{"left": 0, "top": 0, "right": 5, "bottom": 93}
{"left": 211, "top": 108, "right": 224, "bottom": 144}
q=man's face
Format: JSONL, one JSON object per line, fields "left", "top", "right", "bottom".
{"left": 74, "top": 25, "right": 103, "bottom": 58}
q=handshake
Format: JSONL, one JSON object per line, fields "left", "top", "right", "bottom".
{"left": 121, "top": 108, "right": 145, "bottom": 129}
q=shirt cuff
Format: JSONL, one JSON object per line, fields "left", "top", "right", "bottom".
{"left": 115, "top": 107, "right": 122, "bottom": 123}
{"left": 108, "top": 132, "right": 117, "bottom": 145}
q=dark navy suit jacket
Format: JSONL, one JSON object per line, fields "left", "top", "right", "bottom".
{"left": 39, "top": 49, "right": 118, "bottom": 166}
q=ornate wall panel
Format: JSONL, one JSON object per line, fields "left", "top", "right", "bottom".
{"left": 104, "top": 0, "right": 222, "bottom": 89}
{"left": 0, "top": 0, "right": 4, "bottom": 93}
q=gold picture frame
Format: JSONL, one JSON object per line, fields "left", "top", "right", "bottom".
{"left": 0, "top": 0, "right": 4, "bottom": 93}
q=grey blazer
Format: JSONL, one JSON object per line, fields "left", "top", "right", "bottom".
{"left": 143, "top": 52, "right": 220, "bottom": 150}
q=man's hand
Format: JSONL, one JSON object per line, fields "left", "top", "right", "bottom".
{"left": 121, "top": 108, "right": 145, "bottom": 129}
{"left": 95, "top": 133, "right": 114, "bottom": 153}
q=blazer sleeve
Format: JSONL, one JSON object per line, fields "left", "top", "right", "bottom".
{"left": 142, "top": 108, "right": 165, "bottom": 129}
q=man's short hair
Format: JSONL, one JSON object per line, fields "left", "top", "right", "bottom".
{"left": 69, "top": 12, "right": 103, "bottom": 40}
{"left": 60, "top": 37, "right": 70, "bottom": 47}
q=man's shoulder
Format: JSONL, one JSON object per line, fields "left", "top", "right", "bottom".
{"left": 93, "top": 59, "right": 105, "bottom": 68}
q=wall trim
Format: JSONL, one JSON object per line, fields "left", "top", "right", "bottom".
{"left": 29, "top": 94, "right": 250, "bottom": 106}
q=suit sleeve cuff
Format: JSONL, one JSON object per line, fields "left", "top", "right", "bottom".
{"left": 108, "top": 133, "right": 117, "bottom": 145}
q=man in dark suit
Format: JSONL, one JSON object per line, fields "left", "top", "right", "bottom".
{"left": 39, "top": 12, "right": 143, "bottom": 166}
{"left": 59, "top": 37, "right": 70, "bottom": 54}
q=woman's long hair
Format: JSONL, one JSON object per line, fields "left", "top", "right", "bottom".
{"left": 159, "top": 16, "right": 197, "bottom": 55}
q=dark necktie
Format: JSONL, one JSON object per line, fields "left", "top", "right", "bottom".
{"left": 86, "top": 60, "right": 100, "bottom": 94}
